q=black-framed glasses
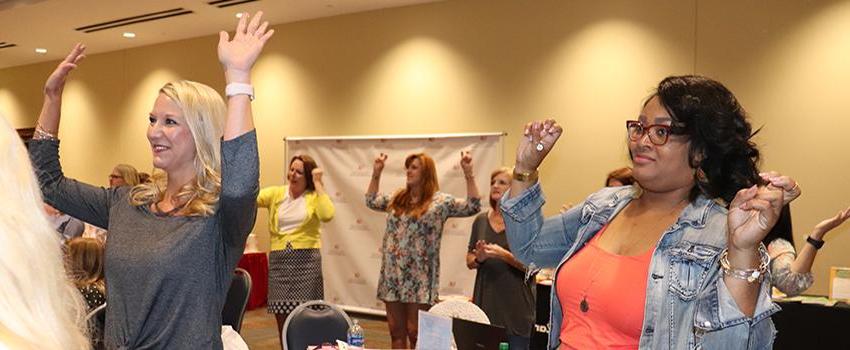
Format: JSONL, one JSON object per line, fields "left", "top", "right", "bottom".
{"left": 626, "top": 120, "right": 674, "bottom": 146}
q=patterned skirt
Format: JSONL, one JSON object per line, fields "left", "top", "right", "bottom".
{"left": 267, "top": 244, "right": 324, "bottom": 314}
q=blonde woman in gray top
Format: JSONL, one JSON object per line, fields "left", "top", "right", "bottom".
{"left": 29, "top": 12, "right": 273, "bottom": 349}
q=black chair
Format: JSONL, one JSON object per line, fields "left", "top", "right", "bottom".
{"left": 86, "top": 303, "right": 107, "bottom": 350}
{"left": 281, "top": 300, "right": 353, "bottom": 350}
{"left": 221, "top": 267, "right": 252, "bottom": 333}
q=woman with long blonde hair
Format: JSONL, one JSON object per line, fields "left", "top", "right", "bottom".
{"left": 0, "top": 116, "right": 89, "bottom": 349}
{"left": 28, "top": 12, "right": 273, "bottom": 349}
{"left": 366, "top": 152, "right": 481, "bottom": 349}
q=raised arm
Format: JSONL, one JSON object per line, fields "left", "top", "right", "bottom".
{"left": 725, "top": 176, "right": 794, "bottom": 317}
{"left": 217, "top": 11, "right": 274, "bottom": 140}
{"left": 793, "top": 206, "right": 850, "bottom": 274}
{"left": 502, "top": 119, "right": 574, "bottom": 269}
{"left": 218, "top": 11, "right": 272, "bottom": 249}
{"left": 29, "top": 44, "right": 119, "bottom": 229}
{"left": 367, "top": 153, "right": 387, "bottom": 195}
{"left": 311, "top": 167, "right": 335, "bottom": 222}
{"left": 460, "top": 151, "right": 481, "bottom": 201}
{"left": 35, "top": 43, "right": 85, "bottom": 139}
{"left": 509, "top": 119, "right": 562, "bottom": 199}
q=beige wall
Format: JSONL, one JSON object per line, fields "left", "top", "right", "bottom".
{"left": 1, "top": 0, "right": 848, "bottom": 295}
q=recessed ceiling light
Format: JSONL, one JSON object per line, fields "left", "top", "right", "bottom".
{"left": 235, "top": 13, "right": 243, "bottom": 18}
{"left": 123, "top": 32, "right": 136, "bottom": 38}
{"left": 35, "top": 48, "right": 47, "bottom": 54}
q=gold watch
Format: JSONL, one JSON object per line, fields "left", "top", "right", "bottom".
{"left": 512, "top": 168, "right": 538, "bottom": 182}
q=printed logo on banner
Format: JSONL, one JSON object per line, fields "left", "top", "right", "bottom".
{"left": 445, "top": 164, "right": 465, "bottom": 178}
{"left": 349, "top": 218, "right": 370, "bottom": 231}
{"left": 333, "top": 191, "right": 348, "bottom": 204}
{"left": 440, "top": 280, "right": 464, "bottom": 295}
{"left": 349, "top": 164, "right": 372, "bottom": 177}
{"left": 347, "top": 272, "right": 367, "bottom": 285}
{"left": 369, "top": 247, "right": 382, "bottom": 260}
{"left": 444, "top": 222, "right": 465, "bottom": 237}
{"left": 328, "top": 243, "right": 346, "bottom": 257}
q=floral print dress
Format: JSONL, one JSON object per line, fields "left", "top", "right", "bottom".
{"left": 366, "top": 192, "right": 480, "bottom": 304}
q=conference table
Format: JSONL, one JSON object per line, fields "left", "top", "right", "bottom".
{"left": 533, "top": 284, "right": 850, "bottom": 349}
{"left": 237, "top": 251, "right": 269, "bottom": 310}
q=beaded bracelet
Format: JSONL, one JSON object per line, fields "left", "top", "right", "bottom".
{"left": 719, "top": 245, "right": 770, "bottom": 283}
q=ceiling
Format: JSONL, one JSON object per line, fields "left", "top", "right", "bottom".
{"left": 0, "top": 0, "right": 440, "bottom": 69}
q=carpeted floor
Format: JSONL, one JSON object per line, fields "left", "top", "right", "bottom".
{"left": 240, "top": 308, "right": 392, "bottom": 349}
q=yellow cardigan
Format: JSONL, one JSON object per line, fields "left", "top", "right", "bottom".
{"left": 257, "top": 185, "right": 335, "bottom": 250}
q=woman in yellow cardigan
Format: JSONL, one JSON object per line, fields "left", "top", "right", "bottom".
{"left": 257, "top": 154, "right": 335, "bottom": 340}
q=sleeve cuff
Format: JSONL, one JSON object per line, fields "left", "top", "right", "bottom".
{"left": 500, "top": 182, "right": 545, "bottom": 222}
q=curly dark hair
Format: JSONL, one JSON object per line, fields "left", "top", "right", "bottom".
{"left": 653, "top": 75, "right": 763, "bottom": 204}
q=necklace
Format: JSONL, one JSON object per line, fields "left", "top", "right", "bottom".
{"left": 578, "top": 245, "right": 603, "bottom": 313}
{"left": 577, "top": 198, "right": 688, "bottom": 313}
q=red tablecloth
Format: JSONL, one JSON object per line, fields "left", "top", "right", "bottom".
{"left": 237, "top": 252, "right": 268, "bottom": 310}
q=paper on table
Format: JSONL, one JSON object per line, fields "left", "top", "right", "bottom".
{"left": 830, "top": 267, "right": 850, "bottom": 301}
{"left": 417, "top": 310, "right": 453, "bottom": 350}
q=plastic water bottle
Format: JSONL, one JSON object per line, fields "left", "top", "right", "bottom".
{"left": 347, "top": 319, "right": 365, "bottom": 348}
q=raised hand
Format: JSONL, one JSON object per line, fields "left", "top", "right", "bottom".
{"left": 727, "top": 185, "right": 784, "bottom": 251}
{"left": 460, "top": 151, "right": 473, "bottom": 177}
{"left": 760, "top": 171, "right": 801, "bottom": 206}
{"left": 373, "top": 153, "right": 388, "bottom": 174}
{"left": 218, "top": 11, "right": 274, "bottom": 81}
{"left": 312, "top": 167, "right": 324, "bottom": 184}
{"left": 516, "top": 119, "right": 563, "bottom": 172}
{"left": 45, "top": 43, "right": 86, "bottom": 97}
{"left": 813, "top": 206, "right": 850, "bottom": 236}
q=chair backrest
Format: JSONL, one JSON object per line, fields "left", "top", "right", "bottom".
{"left": 86, "top": 303, "right": 107, "bottom": 350}
{"left": 221, "top": 268, "right": 252, "bottom": 333}
{"left": 281, "top": 300, "right": 353, "bottom": 350}
{"left": 429, "top": 299, "right": 491, "bottom": 324}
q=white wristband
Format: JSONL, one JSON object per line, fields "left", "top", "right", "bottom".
{"left": 225, "top": 83, "right": 254, "bottom": 101}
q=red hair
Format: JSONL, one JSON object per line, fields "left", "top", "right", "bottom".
{"left": 388, "top": 153, "right": 439, "bottom": 219}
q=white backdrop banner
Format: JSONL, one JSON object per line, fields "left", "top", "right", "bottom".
{"left": 285, "top": 133, "right": 504, "bottom": 314}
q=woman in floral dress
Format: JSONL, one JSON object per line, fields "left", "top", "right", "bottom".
{"left": 366, "top": 152, "right": 481, "bottom": 349}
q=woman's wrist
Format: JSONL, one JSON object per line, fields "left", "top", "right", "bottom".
{"left": 225, "top": 69, "right": 251, "bottom": 84}
{"left": 725, "top": 245, "right": 761, "bottom": 269}
{"left": 810, "top": 229, "right": 827, "bottom": 241}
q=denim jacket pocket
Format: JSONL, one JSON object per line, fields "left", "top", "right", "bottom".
{"left": 668, "top": 243, "right": 722, "bottom": 301}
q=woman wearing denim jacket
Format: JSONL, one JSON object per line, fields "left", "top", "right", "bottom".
{"left": 502, "top": 76, "right": 800, "bottom": 349}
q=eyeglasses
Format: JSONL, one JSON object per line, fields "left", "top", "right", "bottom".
{"left": 626, "top": 120, "right": 677, "bottom": 146}
{"left": 108, "top": 174, "right": 122, "bottom": 179}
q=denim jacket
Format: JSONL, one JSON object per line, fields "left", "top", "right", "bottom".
{"left": 501, "top": 184, "right": 779, "bottom": 350}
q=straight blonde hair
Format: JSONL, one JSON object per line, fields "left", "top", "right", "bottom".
{"left": 0, "top": 116, "right": 89, "bottom": 349}
{"left": 130, "top": 80, "right": 226, "bottom": 216}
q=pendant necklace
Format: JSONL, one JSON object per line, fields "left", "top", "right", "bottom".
{"left": 579, "top": 253, "right": 602, "bottom": 313}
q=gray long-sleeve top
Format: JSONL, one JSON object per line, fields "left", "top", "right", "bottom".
{"left": 29, "top": 131, "right": 259, "bottom": 349}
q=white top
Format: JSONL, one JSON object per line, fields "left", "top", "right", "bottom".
{"left": 276, "top": 193, "right": 307, "bottom": 234}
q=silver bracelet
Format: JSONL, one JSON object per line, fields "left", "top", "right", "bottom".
{"left": 33, "top": 123, "right": 58, "bottom": 140}
{"left": 719, "top": 245, "right": 770, "bottom": 283}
